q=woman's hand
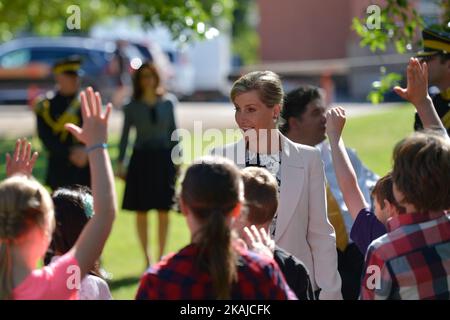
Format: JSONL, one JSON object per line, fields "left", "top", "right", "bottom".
{"left": 64, "top": 87, "right": 112, "bottom": 148}
{"left": 116, "top": 161, "right": 127, "bottom": 180}
{"left": 6, "top": 138, "right": 39, "bottom": 178}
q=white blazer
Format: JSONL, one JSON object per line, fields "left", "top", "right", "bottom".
{"left": 211, "top": 133, "right": 342, "bottom": 300}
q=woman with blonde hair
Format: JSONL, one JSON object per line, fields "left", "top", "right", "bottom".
{"left": 211, "top": 71, "right": 342, "bottom": 299}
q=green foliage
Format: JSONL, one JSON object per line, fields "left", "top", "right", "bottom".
{"left": 231, "top": 0, "right": 259, "bottom": 65}
{"left": 352, "top": 1, "right": 424, "bottom": 55}
{"left": 351, "top": 0, "right": 445, "bottom": 103}
{"left": 0, "top": 0, "right": 235, "bottom": 42}
{"left": 232, "top": 27, "right": 259, "bottom": 65}
{"left": 367, "top": 71, "right": 402, "bottom": 104}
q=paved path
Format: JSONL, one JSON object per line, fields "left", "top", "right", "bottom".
{"left": 0, "top": 102, "right": 402, "bottom": 139}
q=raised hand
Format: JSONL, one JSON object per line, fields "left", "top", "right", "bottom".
{"left": 64, "top": 87, "right": 112, "bottom": 148}
{"left": 394, "top": 57, "right": 430, "bottom": 106}
{"left": 6, "top": 138, "right": 39, "bottom": 177}
{"left": 63, "top": 87, "right": 117, "bottom": 279}
{"left": 243, "top": 225, "right": 275, "bottom": 259}
{"left": 326, "top": 107, "right": 346, "bottom": 140}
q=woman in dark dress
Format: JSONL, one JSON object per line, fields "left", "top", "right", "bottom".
{"left": 117, "top": 62, "right": 179, "bottom": 267}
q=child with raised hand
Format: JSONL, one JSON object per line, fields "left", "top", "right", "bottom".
{"left": 5, "top": 138, "right": 39, "bottom": 178}
{"left": 394, "top": 57, "right": 448, "bottom": 137}
{"left": 45, "top": 185, "right": 112, "bottom": 300}
{"left": 325, "top": 108, "right": 395, "bottom": 255}
{"left": 325, "top": 57, "right": 449, "bottom": 256}
{"left": 0, "top": 87, "right": 116, "bottom": 300}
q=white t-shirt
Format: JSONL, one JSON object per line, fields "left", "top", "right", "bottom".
{"left": 51, "top": 256, "right": 113, "bottom": 300}
{"left": 79, "top": 274, "right": 113, "bottom": 300}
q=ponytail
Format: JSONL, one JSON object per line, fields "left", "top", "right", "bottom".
{"left": 180, "top": 156, "right": 243, "bottom": 299}
{"left": 0, "top": 241, "right": 13, "bottom": 300}
{"left": 195, "top": 208, "right": 237, "bottom": 300}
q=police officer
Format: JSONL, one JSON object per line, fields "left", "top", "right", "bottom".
{"left": 33, "top": 56, "right": 90, "bottom": 190}
{"left": 414, "top": 27, "right": 450, "bottom": 135}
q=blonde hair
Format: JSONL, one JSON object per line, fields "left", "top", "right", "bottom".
{"left": 0, "top": 175, "right": 53, "bottom": 300}
{"left": 230, "top": 71, "right": 284, "bottom": 108}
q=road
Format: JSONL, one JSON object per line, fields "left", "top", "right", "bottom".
{"left": 0, "top": 102, "right": 402, "bottom": 139}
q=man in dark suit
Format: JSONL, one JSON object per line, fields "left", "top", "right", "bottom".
{"left": 414, "top": 27, "right": 450, "bottom": 135}
{"left": 33, "top": 56, "right": 90, "bottom": 190}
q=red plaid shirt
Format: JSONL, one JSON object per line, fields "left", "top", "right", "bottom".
{"left": 360, "top": 211, "right": 450, "bottom": 300}
{"left": 135, "top": 244, "right": 297, "bottom": 300}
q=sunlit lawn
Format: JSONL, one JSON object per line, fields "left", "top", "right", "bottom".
{"left": 0, "top": 103, "right": 414, "bottom": 299}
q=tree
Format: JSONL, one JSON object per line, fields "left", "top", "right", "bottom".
{"left": 0, "top": 0, "right": 235, "bottom": 42}
{"left": 231, "top": 0, "right": 259, "bottom": 65}
{"left": 352, "top": 0, "right": 449, "bottom": 103}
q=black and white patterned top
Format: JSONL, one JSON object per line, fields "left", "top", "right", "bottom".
{"left": 245, "top": 149, "right": 281, "bottom": 238}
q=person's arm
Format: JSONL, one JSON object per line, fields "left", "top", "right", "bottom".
{"left": 326, "top": 107, "right": 369, "bottom": 220}
{"left": 166, "top": 97, "right": 183, "bottom": 166}
{"left": 167, "top": 96, "right": 179, "bottom": 147}
{"left": 394, "top": 57, "right": 447, "bottom": 135}
{"left": 64, "top": 87, "right": 116, "bottom": 279}
{"left": 306, "top": 148, "right": 342, "bottom": 300}
{"left": 5, "top": 138, "right": 38, "bottom": 178}
{"left": 117, "top": 105, "right": 131, "bottom": 178}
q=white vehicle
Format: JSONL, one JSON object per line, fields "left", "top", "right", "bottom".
{"left": 90, "top": 18, "right": 194, "bottom": 99}
{"left": 189, "top": 32, "right": 232, "bottom": 99}
{"left": 91, "top": 17, "right": 232, "bottom": 100}
{"left": 143, "top": 26, "right": 232, "bottom": 100}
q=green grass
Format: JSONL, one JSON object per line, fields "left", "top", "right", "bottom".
{"left": 0, "top": 104, "right": 415, "bottom": 299}
{"left": 342, "top": 105, "right": 414, "bottom": 175}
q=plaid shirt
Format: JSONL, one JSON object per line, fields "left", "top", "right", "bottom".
{"left": 136, "top": 244, "right": 297, "bottom": 300}
{"left": 360, "top": 211, "right": 450, "bottom": 300}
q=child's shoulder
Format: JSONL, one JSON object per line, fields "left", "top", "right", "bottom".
{"left": 145, "top": 250, "right": 186, "bottom": 275}
{"left": 238, "top": 248, "right": 279, "bottom": 274}
{"left": 13, "top": 253, "right": 79, "bottom": 300}
{"left": 367, "top": 226, "right": 417, "bottom": 261}
{"left": 80, "top": 275, "right": 112, "bottom": 300}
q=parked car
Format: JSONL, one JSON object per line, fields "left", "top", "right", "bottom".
{"left": 0, "top": 36, "right": 147, "bottom": 105}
